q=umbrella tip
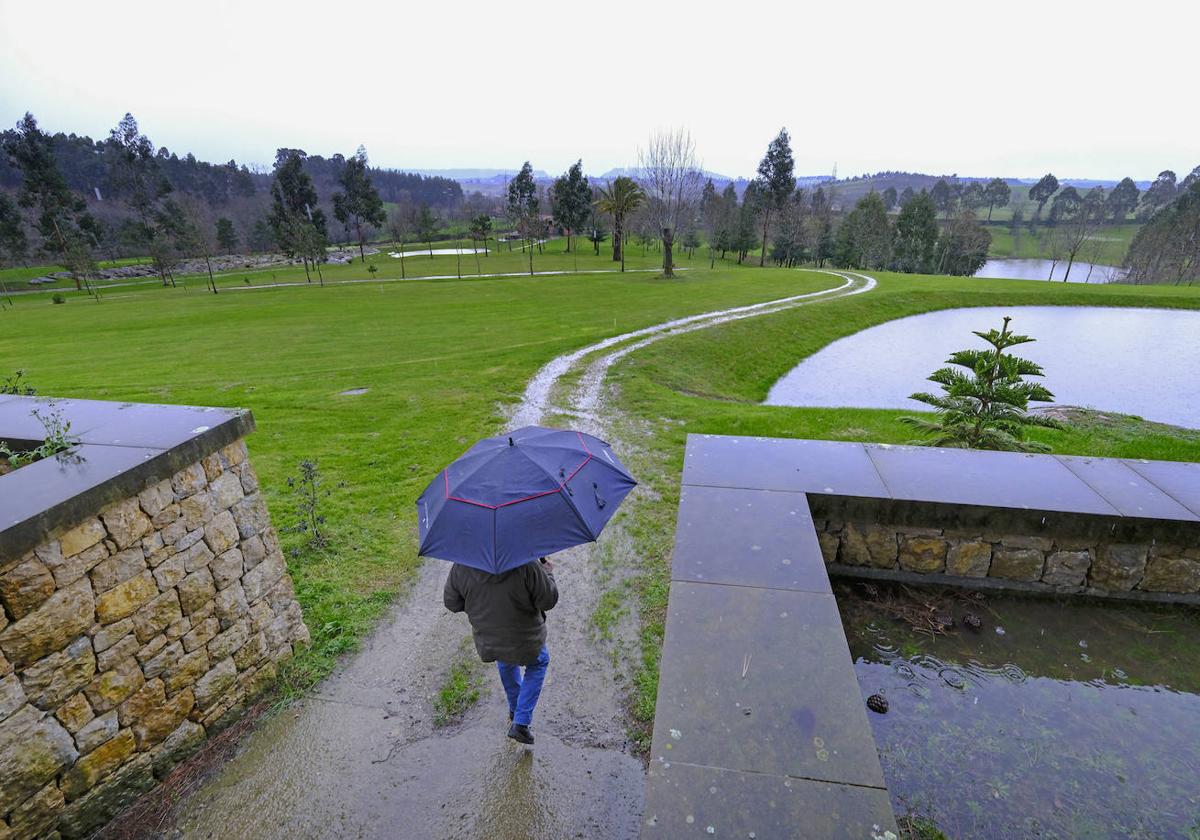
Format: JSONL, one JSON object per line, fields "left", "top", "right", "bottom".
{"left": 508, "top": 436, "right": 514, "bottom": 446}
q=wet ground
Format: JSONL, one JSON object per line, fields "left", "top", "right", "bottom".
{"left": 838, "top": 581, "right": 1200, "bottom": 839}
{"left": 166, "top": 269, "right": 871, "bottom": 839}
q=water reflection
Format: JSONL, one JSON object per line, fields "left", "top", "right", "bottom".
{"left": 976, "top": 259, "right": 1122, "bottom": 283}
{"left": 840, "top": 583, "right": 1200, "bottom": 839}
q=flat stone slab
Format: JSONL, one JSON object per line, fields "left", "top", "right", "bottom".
{"left": 643, "top": 761, "right": 897, "bottom": 839}
{"left": 1, "top": 396, "right": 253, "bottom": 561}
{"left": 651, "top": 581, "right": 885, "bottom": 790}
{"left": 865, "top": 443, "right": 1120, "bottom": 516}
{"left": 683, "top": 436, "right": 888, "bottom": 498}
{"left": 1123, "top": 459, "right": 1200, "bottom": 519}
{"left": 672, "top": 486, "right": 830, "bottom": 594}
{"left": 1057, "top": 455, "right": 1200, "bottom": 521}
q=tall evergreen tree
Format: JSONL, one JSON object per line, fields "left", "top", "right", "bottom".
{"left": 268, "top": 149, "right": 327, "bottom": 274}
{"left": 754, "top": 128, "right": 796, "bottom": 266}
{"left": 1105, "top": 177, "right": 1140, "bottom": 222}
{"left": 1028, "top": 173, "right": 1059, "bottom": 222}
{"left": 983, "top": 178, "right": 1011, "bottom": 222}
{"left": 106, "top": 113, "right": 179, "bottom": 285}
{"left": 2, "top": 112, "right": 100, "bottom": 291}
{"left": 892, "top": 190, "right": 939, "bottom": 273}
{"left": 332, "top": 146, "right": 386, "bottom": 262}
{"left": 0, "top": 193, "right": 28, "bottom": 266}
{"left": 550, "top": 160, "right": 591, "bottom": 252}
{"left": 834, "top": 193, "right": 892, "bottom": 269}
{"left": 215, "top": 217, "right": 238, "bottom": 253}
{"left": 506, "top": 162, "right": 540, "bottom": 275}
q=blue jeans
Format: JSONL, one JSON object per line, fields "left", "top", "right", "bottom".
{"left": 496, "top": 646, "right": 550, "bottom": 726}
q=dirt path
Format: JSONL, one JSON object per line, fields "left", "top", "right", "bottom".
{"left": 168, "top": 269, "right": 875, "bottom": 840}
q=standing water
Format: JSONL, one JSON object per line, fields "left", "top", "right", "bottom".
{"left": 975, "top": 258, "right": 1123, "bottom": 283}
{"left": 838, "top": 582, "right": 1200, "bottom": 838}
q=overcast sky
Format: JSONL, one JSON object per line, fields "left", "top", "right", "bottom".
{"left": 2, "top": 0, "right": 1195, "bottom": 181}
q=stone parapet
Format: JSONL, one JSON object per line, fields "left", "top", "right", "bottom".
{"left": 0, "top": 398, "right": 307, "bottom": 838}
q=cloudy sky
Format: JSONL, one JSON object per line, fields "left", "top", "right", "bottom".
{"left": 2, "top": 0, "right": 1195, "bottom": 181}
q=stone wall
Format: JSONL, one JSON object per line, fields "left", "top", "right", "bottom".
{"left": 0, "top": 439, "right": 308, "bottom": 838}
{"left": 816, "top": 517, "right": 1200, "bottom": 601}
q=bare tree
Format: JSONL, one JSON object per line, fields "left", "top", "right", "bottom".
{"left": 638, "top": 128, "right": 704, "bottom": 277}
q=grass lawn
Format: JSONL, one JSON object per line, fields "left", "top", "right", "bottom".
{"left": 0, "top": 256, "right": 840, "bottom": 693}
{"left": 604, "top": 271, "right": 1200, "bottom": 745}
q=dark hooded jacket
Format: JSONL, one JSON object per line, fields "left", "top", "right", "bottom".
{"left": 444, "top": 560, "right": 558, "bottom": 665}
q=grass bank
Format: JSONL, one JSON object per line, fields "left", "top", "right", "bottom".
{"left": 604, "top": 271, "right": 1200, "bottom": 744}
{"left": 986, "top": 223, "right": 1139, "bottom": 266}
{"left": 0, "top": 259, "right": 839, "bottom": 694}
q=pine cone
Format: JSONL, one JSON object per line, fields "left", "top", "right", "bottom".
{"left": 963, "top": 613, "right": 982, "bottom": 630}
{"left": 866, "top": 694, "right": 889, "bottom": 714}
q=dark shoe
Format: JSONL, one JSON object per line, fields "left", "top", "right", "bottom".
{"left": 508, "top": 709, "right": 514, "bottom": 722}
{"left": 507, "top": 723, "right": 534, "bottom": 745}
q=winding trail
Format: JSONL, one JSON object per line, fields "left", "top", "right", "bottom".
{"left": 169, "top": 269, "right": 876, "bottom": 840}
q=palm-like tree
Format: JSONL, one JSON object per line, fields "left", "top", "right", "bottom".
{"left": 595, "top": 176, "right": 646, "bottom": 272}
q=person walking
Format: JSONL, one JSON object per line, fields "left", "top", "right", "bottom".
{"left": 444, "top": 555, "right": 558, "bottom": 744}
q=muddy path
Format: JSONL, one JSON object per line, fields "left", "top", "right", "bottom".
{"left": 168, "top": 270, "right": 875, "bottom": 840}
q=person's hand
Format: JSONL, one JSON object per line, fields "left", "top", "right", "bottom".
{"left": 540, "top": 557, "right": 555, "bottom": 572}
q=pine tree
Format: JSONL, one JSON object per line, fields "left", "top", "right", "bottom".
{"left": 900, "top": 317, "right": 1061, "bottom": 451}
{"left": 332, "top": 146, "right": 386, "bottom": 262}
{"left": 754, "top": 128, "right": 796, "bottom": 266}
{"left": 550, "top": 160, "right": 591, "bottom": 252}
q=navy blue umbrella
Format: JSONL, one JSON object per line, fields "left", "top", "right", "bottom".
{"left": 416, "top": 426, "right": 637, "bottom": 573}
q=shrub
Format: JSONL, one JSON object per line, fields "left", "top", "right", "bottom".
{"left": 51, "top": 293, "right": 66, "bottom": 304}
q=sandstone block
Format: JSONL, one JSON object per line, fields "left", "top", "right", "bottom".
{"left": 171, "top": 462, "right": 208, "bottom": 498}
{"left": 150, "top": 719, "right": 205, "bottom": 779}
{"left": 74, "top": 710, "right": 119, "bottom": 754}
{"left": 234, "top": 631, "right": 267, "bottom": 671}
{"left": 231, "top": 494, "right": 269, "bottom": 540}
{"left": 838, "top": 522, "right": 898, "bottom": 568}
{"left": 194, "top": 657, "right": 237, "bottom": 710}
{"left": 243, "top": 552, "right": 285, "bottom": 604}
{"left": 988, "top": 533, "right": 1053, "bottom": 552}
{"left": 208, "top": 619, "right": 250, "bottom": 662}
{"left": 176, "top": 526, "right": 205, "bottom": 553}
{"left": 202, "top": 451, "right": 226, "bottom": 482}
{"left": 0, "top": 704, "right": 78, "bottom": 814}
{"left": 56, "top": 752, "right": 154, "bottom": 839}
{"left": 0, "top": 557, "right": 56, "bottom": 619}
{"left": 152, "top": 553, "right": 187, "bottom": 591}
{"left": 1090, "top": 544, "right": 1147, "bottom": 591}
{"left": 898, "top": 536, "right": 948, "bottom": 573}
{"left": 946, "top": 541, "right": 991, "bottom": 577}
{"left": 182, "top": 616, "right": 220, "bottom": 653}
{"left": 0, "top": 578, "right": 94, "bottom": 667}
{"left": 214, "top": 583, "right": 249, "bottom": 629}
{"left": 21, "top": 636, "right": 96, "bottom": 711}
{"left": 132, "top": 688, "right": 194, "bottom": 750}
{"left": 95, "top": 572, "right": 157, "bottom": 624}
{"left": 55, "top": 691, "right": 94, "bottom": 733}
{"left": 166, "top": 615, "right": 191, "bottom": 641}
{"left": 209, "top": 471, "right": 244, "bottom": 511}
{"left": 6, "top": 779, "right": 63, "bottom": 836}
{"left": 160, "top": 518, "right": 187, "bottom": 548}
{"left": 45, "top": 541, "right": 110, "bottom": 589}
{"left": 100, "top": 497, "right": 152, "bottom": 550}
{"left": 248, "top": 601, "right": 273, "bottom": 632}
{"left": 59, "top": 518, "right": 106, "bottom": 558}
{"left": 1140, "top": 554, "right": 1200, "bottom": 593}
{"left": 164, "top": 648, "right": 209, "bottom": 695}
{"left": 60, "top": 728, "right": 135, "bottom": 801}
{"left": 180, "top": 491, "right": 215, "bottom": 531}
{"left": 991, "top": 548, "right": 1045, "bottom": 581}
{"left": 241, "top": 535, "right": 266, "bottom": 569}
{"left": 137, "top": 479, "right": 175, "bottom": 519}
{"left": 221, "top": 440, "right": 247, "bottom": 467}
{"left": 142, "top": 641, "right": 184, "bottom": 680}
{"left": 84, "top": 656, "right": 144, "bottom": 714}
{"left": 150, "top": 502, "right": 181, "bottom": 530}
{"left": 265, "top": 575, "right": 296, "bottom": 613}
{"left": 238, "top": 462, "right": 260, "bottom": 494}
{"left": 91, "top": 618, "right": 133, "bottom": 654}
{"left": 816, "top": 531, "right": 839, "bottom": 565}
{"left": 1043, "top": 550, "right": 1090, "bottom": 587}
{"left": 132, "top": 591, "right": 183, "bottom": 644}
{"left": 90, "top": 547, "right": 147, "bottom": 594}
{"left": 177, "top": 568, "right": 216, "bottom": 615}
{"left": 141, "top": 530, "right": 164, "bottom": 558}
{"left": 211, "top": 548, "right": 244, "bottom": 590}
{"left": 96, "top": 633, "right": 138, "bottom": 673}
{"left": 136, "top": 633, "right": 167, "bottom": 664}
{"left": 203, "top": 510, "right": 239, "bottom": 555}
{"left": 180, "top": 541, "right": 215, "bottom": 575}
{"left": 0, "top": 672, "right": 26, "bottom": 722}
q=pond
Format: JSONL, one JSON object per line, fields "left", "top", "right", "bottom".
{"left": 765, "top": 306, "right": 1200, "bottom": 428}
{"left": 976, "top": 259, "right": 1123, "bottom": 283}
{"left": 838, "top": 582, "right": 1200, "bottom": 839}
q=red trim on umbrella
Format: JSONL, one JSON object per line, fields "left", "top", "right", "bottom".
{"left": 442, "top": 446, "right": 593, "bottom": 511}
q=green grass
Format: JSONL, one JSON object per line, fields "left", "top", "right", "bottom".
{"left": 986, "top": 223, "right": 1139, "bottom": 266}
{"left": 433, "top": 650, "right": 484, "bottom": 726}
{"left": 605, "top": 271, "right": 1200, "bottom": 741}
{"left": 0, "top": 255, "right": 841, "bottom": 692}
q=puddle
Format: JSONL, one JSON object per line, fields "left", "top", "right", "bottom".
{"left": 389, "top": 249, "right": 489, "bottom": 258}
{"left": 838, "top": 582, "right": 1200, "bottom": 838}
{"left": 338, "top": 387, "right": 369, "bottom": 396}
